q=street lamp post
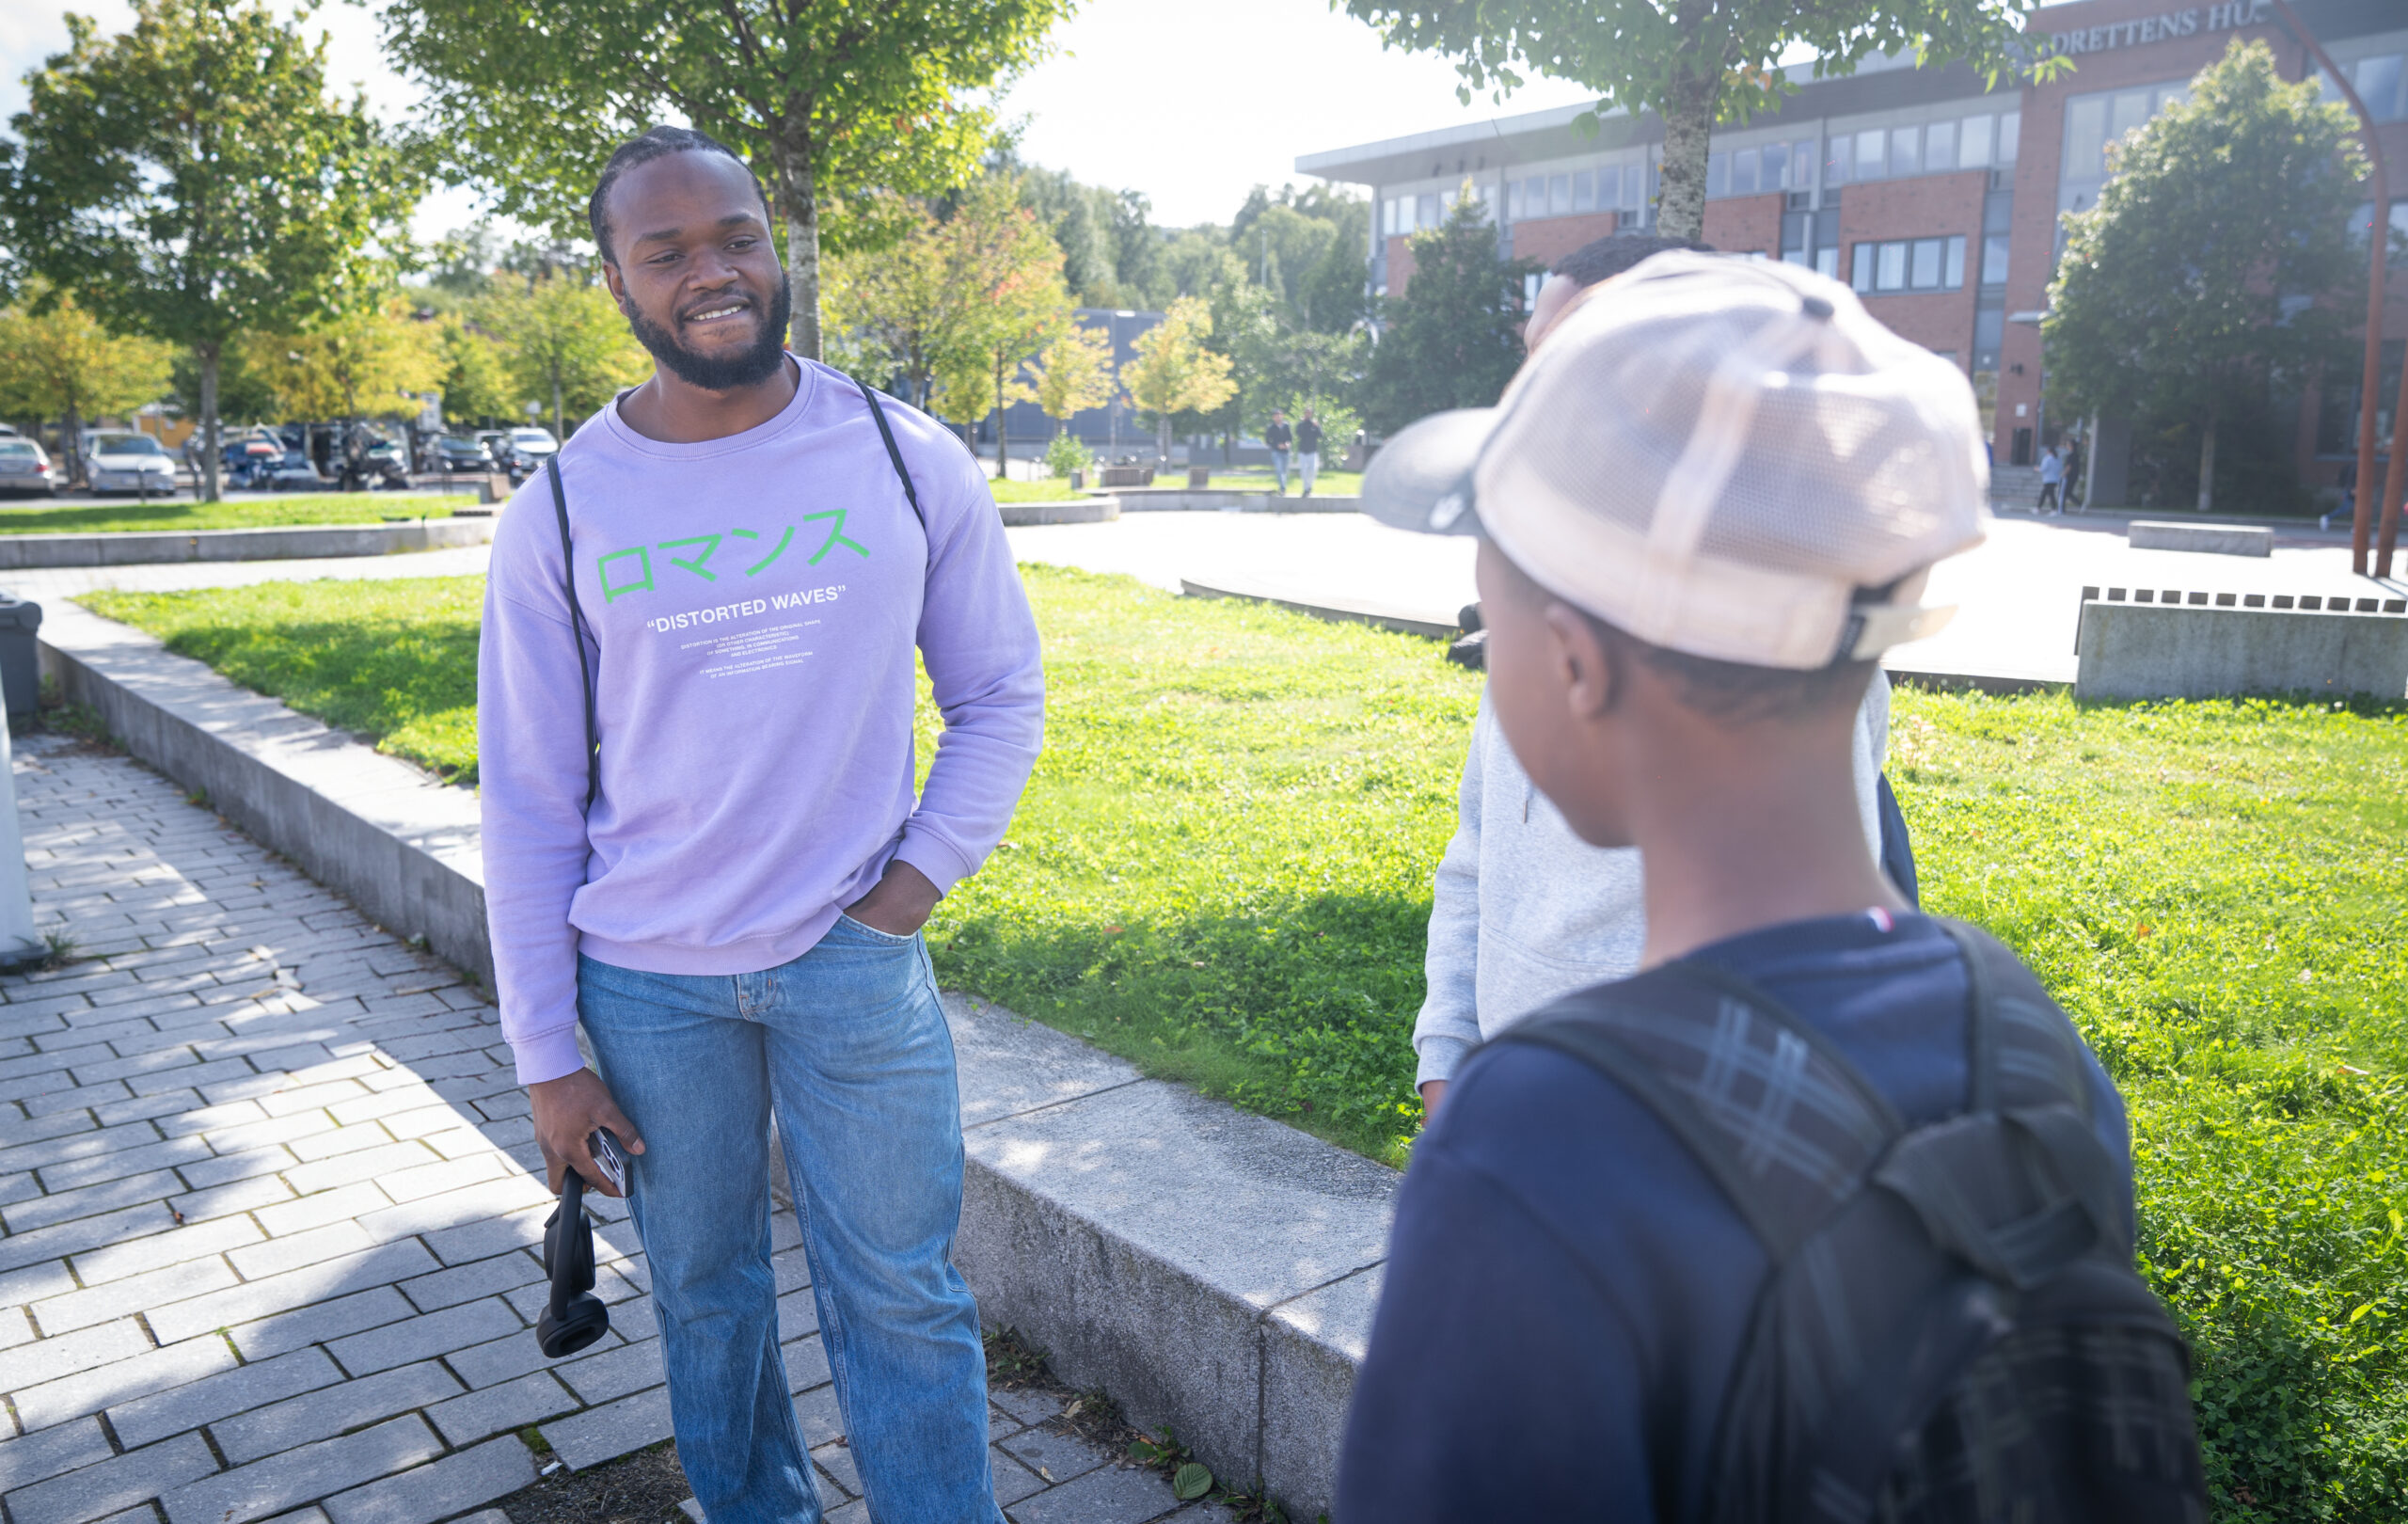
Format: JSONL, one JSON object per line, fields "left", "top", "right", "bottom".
{"left": 2272, "top": 0, "right": 2404, "bottom": 576}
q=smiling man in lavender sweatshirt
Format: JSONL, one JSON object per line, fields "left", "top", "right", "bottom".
{"left": 478, "top": 126, "right": 1043, "bottom": 1524}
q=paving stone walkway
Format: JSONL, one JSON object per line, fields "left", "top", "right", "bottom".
{"left": 0, "top": 732, "right": 1221, "bottom": 1524}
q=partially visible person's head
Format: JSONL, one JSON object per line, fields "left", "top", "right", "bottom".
{"left": 591, "top": 126, "right": 792, "bottom": 391}
{"left": 1523, "top": 234, "right": 1713, "bottom": 353}
{"left": 1273, "top": 409, "right": 1287, "bottom": 421}
{"left": 1366, "top": 253, "right": 1988, "bottom": 846}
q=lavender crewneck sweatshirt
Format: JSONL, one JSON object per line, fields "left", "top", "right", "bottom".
{"left": 478, "top": 359, "right": 1045, "bottom": 1084}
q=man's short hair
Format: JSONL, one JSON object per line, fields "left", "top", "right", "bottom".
{"left": 588, "top": 126, "right": 771, "bottom": 264}
{"left": 1552, "top": 233, "right": 1715, "bottom": 291}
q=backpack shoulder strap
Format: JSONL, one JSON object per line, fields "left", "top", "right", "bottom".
{"left": 547, "top": 455, "right": 601, "bottom": 813}
{"left": 1937, "top": 919, "right": 2097, "bottom": 1120}
{"left": 1498, "top": 960, "right": 1902, "bottom": 1263}
{"left": 852, "top": 373, "right": 927, "bottom": 533}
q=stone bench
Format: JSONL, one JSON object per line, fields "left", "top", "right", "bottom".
{"left": 2127, "top": 520, "right": 2273, "bottom": 557}
{"left": 2074, "top": 596, "right": 2408, "bottom": 701}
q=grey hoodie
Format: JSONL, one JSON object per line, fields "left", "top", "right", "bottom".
{"left": 1413, "top": 674, "right": 1892, "bottom": 1086}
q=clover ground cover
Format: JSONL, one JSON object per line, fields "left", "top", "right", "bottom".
{"left": 81, "top": 568, "right": 2408, "bottom": 1517}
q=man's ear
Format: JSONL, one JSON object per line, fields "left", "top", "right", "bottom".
{"left": 1540, "top": 601, "right": 1619, "bottom": 722}
{"left": 599, "top": 259, "right": 628, "bottom": 311}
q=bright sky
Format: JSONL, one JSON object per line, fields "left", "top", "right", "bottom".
{"left": 0, "top": 0, "right": 1607, "bottom": 233}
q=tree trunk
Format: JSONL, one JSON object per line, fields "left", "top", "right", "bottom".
{"left": 552, "top": 362, "right": 564, "bottom": 442}
{"left": 2196, "top": 413, "right": 2217, "bottom": 516}
{"left": 1655, "top": 66, "right": 1720, "bottom": 243}
{"left": 993, "top": 350, "right": 1008, "bottom": 479}
{"left": 773, "top": 138, "right": 823, "bottom": 362}
{"left": 1157, "top": 415, "right": 1171, "bottom": 463}
{"left": 62, "top": 403, "right": 83, "bottom": 490}
{"left": 197, "top": 343, "right": 223, "bottom": 503}
{"left": 2081, "top": 409, "right": 2099, "bottom": 510}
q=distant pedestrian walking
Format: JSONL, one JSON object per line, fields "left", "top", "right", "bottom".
{"left": 1296, "top": 410, "right": 1323, "bottom": 497}
{"left": 1265, "top": 411, "right": 1292, "bottom": 495}
{"left": 2037, "top": 443, "right": 2065, "bottom": 513}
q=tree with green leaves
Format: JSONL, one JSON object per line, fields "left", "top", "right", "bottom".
{"left": 924, "top": 177, "right": 1074, "bottom": 475}
{"left": 436, "top": 317, "right": 511, "bottom": 429}
{"left": 1027, "top": 324, "right": 1117, "bottom": 441}
{"left": 1340, "top": 0, "right": 2055, "bottom": 242}
{"left": 1359, "top": 193, "right": 1536, "bottom": 435}
{"left": 382, "top": 0, "right": 1072, "bottom": 362}
{"left": 2045, "top": 40, "right": 2362, "bottom": 515}
{"left": 1122, "top": 296, "right": 1236, "bottom": 463}
{"left": 1, "top": 0, "right": 420, "bottom": 500}
{"left": 244, "top": 302, "right": 443, "bottom": 423}
{"left": 0, "top": 285, "right": 173, "bottom": 485}
{"left": 478, "top": 276, "right": 651, "bottom": 439}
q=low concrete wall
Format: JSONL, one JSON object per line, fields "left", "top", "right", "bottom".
{"left": 33, "top": 604, "right": 1386, "bottom": 1522}
{"left": 996, "top": 498, "right": 1119, "bottom": 527}
{"left": 2074, "top": 599, "right": 2408, "bottom": 700}
{"left": 1106, "top": 488, "right": 1361, "bottom": 515}
{"left": 1181, "top": 578, "right": 1461, "bottom": 640}
{"left": 2127, "top": 520, "right": 2273, "bottom": 557}
{"left": 0, "top": 516, "right": 496, "bottom": 568}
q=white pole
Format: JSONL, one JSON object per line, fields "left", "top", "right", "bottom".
{"left": 0, "top": 717, "right": 45, "bottom": 964}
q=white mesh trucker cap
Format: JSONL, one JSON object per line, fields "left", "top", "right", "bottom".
{"left": 1362, "top": 251, "right": 1989, "bottom": 670}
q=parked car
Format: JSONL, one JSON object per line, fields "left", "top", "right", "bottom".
{"left": 0, "top": 438, "right": 55, "bottom": 497}
{"left": 217, "top": 437, "right": 285, "bottom": 490}
{"left": 508, "top": 426, "right": 559, "bottom": 462}
{"left": 84, "top": 431, "right": 179, "bottom": 496}
{"left": 261, "top": 450, "right": 326, "bottom": 491}
{"left": 435, "top": 436, "right": 494, "bottom": 474}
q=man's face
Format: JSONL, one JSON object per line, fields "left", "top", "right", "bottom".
{"left": 601, "top": 151, "right": 792, "bottom": 391}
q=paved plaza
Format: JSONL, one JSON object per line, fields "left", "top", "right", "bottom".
{"left": 7, "top": 506, "right": 2402, "bottom": 688}
{"left": 0, "top": 732, "right": 1223, "bottom": 1524}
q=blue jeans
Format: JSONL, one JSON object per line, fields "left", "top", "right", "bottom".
{"left": 1298, "top": 451, "right": 1319, "bottom": 496}
{"left": 578, "top": 917, "right": 1002, "bottom": 1524}
{"left": 1270, "top": 448, "right": 1290, "bottom": 494}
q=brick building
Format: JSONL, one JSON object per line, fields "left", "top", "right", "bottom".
{"left": 1297, "top": 0, "right": 2408, "bottom": 501}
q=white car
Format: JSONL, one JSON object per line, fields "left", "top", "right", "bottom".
{"left": 84, "top": 432, "right": 179, "bottom": 496}
{"left": 0, "top": 438, "right": 55, "bottom": 498}
{"left": 509, "top": 426, "right": 559, "bottom": 460}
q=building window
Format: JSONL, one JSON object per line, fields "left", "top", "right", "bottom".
{"left": 1793, "top": 142, "right": 1814, "bottom": 191}
{"left": 1505, "top": 182, "right": 1523, "bottom": 222}
{"left": 1573, "top": 169, "right": 1595, "bottom": 212}
{"left": 1708, "top": 151, "right": 1729, "bottom": 198}
{"left": 1851, "top": 235, "right": 1968, "bottom": 294}
{"left": 1825, "top": 134, "right": 1854, "bottom": 186}
{"left": 2355, "top": 54, "right": 2404, "bottom": 122}
{"left": 1417, "top": 192, "right": 1440, "bottom": 228}
{"left": 2351, "top": 200, "right": 2408, "bottom": 265}
{"left": 1733, "top": 146, "right": 1759, "bottom": 194}
{"left": 1926, "top": 119, "right": 1958, "bottom": 171}
{"left": 1892, "top": 124, "right": 1923, "bottom": 177}
{"left": 1549, "top": 173, "right": 1571, "bottom": 214}
{"left": 1998, "top": 112, "right": 2019, "bottom": 164}
{"left": 1960, "top": 114, "right": 1994, "bottom": 167}
{"left": 1856, "top": 128, "right": 1887, "bottom": 180}
{"left": 2059, "top": 87, "right": 2177, "bottom": 221}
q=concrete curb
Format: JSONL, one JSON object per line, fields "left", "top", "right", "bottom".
{"left": 1180, "top": 578, "right": 1458, "bottom": 640}
{"left": 996, "top": 498, "right": 1120, "bottom": 527}
{"left": 33, "top": 604, "right": 1386, "bottom": 1522}
{"left": 0, "top": 516, "right": 496, "bottom": 568}
{"left": 1103, "top": 489, "right": 1362, "bottom": 515}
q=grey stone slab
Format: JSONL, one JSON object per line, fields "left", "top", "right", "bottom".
{"left": 990, "top": 1449, "right": 1047, "bottom": 1506}
{"left": 958, "top": 1078, "right": 1392, "bottom": 1490}
{"left": 230, "top": 1287, "right": 418, "bottom": 1362}
{"left": 214, "top": 1361, "right": 463, "bottom": 1465}
{"left": 3, "top": 1317, "right": 152, "bottom": 1389}
{"left": 399, "top": 1249, "right": 544, "bottom": 1314}
{"left": 942, "top": 993, "right": 1141, "bottom": 1127}
{"left": 2075, "top": 600, "right": 2408, "bottom": 702}
{"left": 321, "top": 1437, "right": 535, "bottom": 1524}
{"left": 71, "top": 1212, "right": 261, "bottom": 1285}
{"left": 990, "top": 1387, "right": 1066, "bottom": 1427}
{"left": 2126, "top": 520, "right": 2273, "bottom": 556}
{"left": 31, "top": 1254, "right": 243, "bottom": 1335}
{"left": 0, "top": 1416, "right": 112, "bottom": 1492}
{"left": 541, "top": 1385, "right": 674, "bottom": 1471}
{"left": 3, "top": 1167, "right": 184, "bottom": 1233}
{"left": 996, "top": 1428, "right": 1108, "bottom": 1487}
{"left": 555, "top": 1334, "right": 665, "bottom": 1406}
{"left": 150, "top": 1241, "right": 439, "bottom": 1345}
{"left": 1006, "top": 1463, "right": 1183, "bottom": 1524}
{"left": 810, "top": 1440, "right": 861, "bottom": 1500}
{"left": 0, "top": 1200, "right": 182, "bottom": 1275}
{"left": 4, "top": 1435, "right": 220, "bottom": 1524}
{"left": 323, "top": 1298, "right": 521, "bottom": 1376}
{"left": 108, "top": 1347, "right": 345, "bottom": 1451}
{"left": 13, "top": 1334, "right": 239, "bottom": 1432}
{"left": 782, "top": 1334, "right": 831, "bottom": 1394}
{"left": 1259, "top": 1265, "right": 1380, "bottom": 1524}
{"left": 423, "top": 1371, "right": 579, "bottom": 1448}
{"left": 159, "top": 1415, "right": 442, "bottom": 1524}
{"left": 791, "top": 1385, "right": 843, "bottom": 1448}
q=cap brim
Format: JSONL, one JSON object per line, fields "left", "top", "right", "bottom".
{"left": 1358, "top": 408, "right": 1497, "bottom": 536}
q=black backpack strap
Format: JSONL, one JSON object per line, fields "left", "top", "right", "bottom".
{"left": 852, "top": 374, "right": 927, "bottom": 533}
{"left": 547, "top": 455, "right": 601, "bottom": 813}
{"left": 1499, "top": 961, "right": 1902, "bottom": 1263}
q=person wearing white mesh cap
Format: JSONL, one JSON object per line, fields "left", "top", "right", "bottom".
{"left": 1410, "top": 233, "right": 1915, "bottom": 1127}
{"left": 1337, "top": 254, "right": 2194, "bottom": 1521}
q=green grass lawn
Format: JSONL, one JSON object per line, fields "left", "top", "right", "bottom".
{"left": 0, "top": 493, "right": 477, "bottom": 535}
{"left": 78, "top": 568, "right": 2408, "bottom": 1516}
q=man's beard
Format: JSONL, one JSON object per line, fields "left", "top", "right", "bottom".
{"left": 624, "top": 276, "right": 794, "bottom": 390}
